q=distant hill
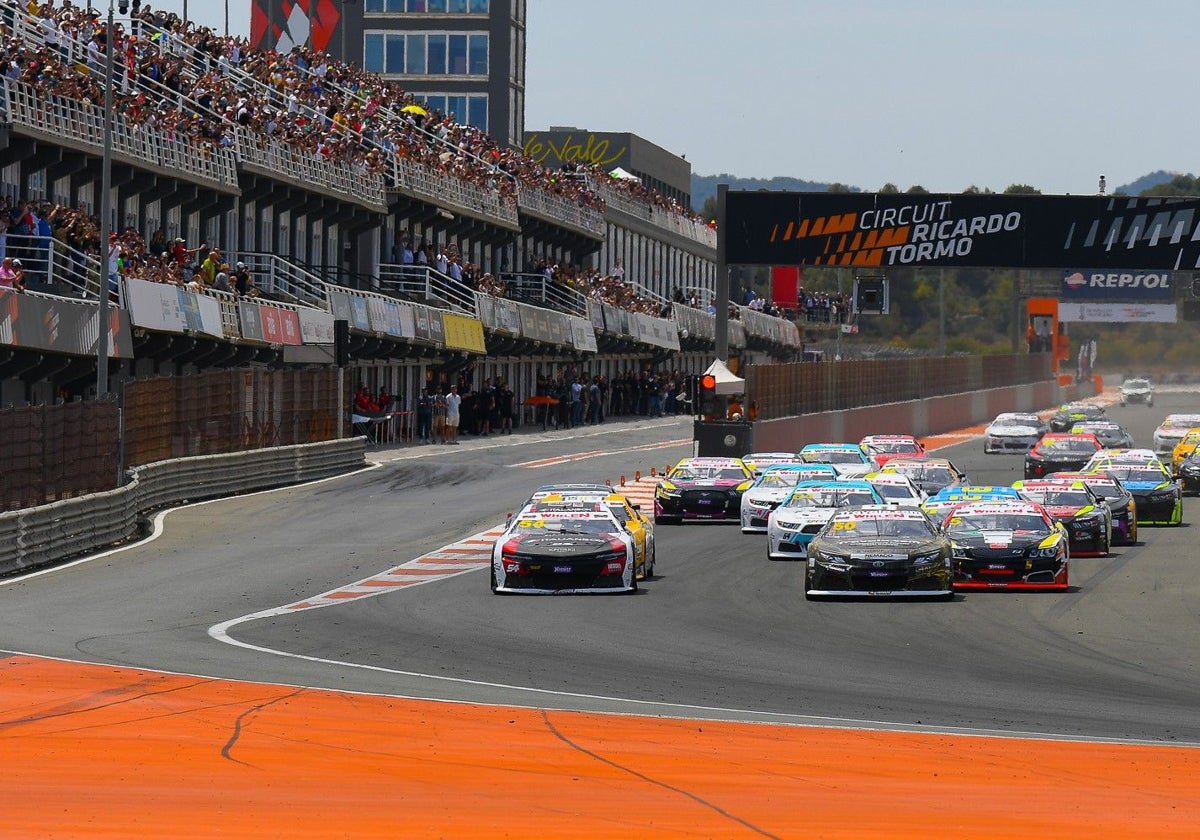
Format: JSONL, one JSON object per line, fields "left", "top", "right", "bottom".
{"left": 689, "top": 175, "right": 849, "bottom": 211}
{"left": 690, "top": 170, "right": 1196, "bottom": 210}
{"left": 1114, "top": 170, "right": 1190, "bottom": 195}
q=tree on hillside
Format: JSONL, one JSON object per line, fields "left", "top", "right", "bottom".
{"left": 1141, "top": 174, "right": 1200, "bottom": 197}
{"left": 1003, "top": 184, "right": 1042, "bottom": 195}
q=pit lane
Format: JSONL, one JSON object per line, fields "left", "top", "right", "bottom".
{"left": 2, "top": 396, "right": 1198, "bottom": 744}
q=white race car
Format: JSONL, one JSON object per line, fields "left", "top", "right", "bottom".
{"left": 1120, "top": 378, "right": 1154, "bottom": 406}
{"left": 740, "top": 464, "right": 839, "bottom": 533}
{"left": 1153, "top": 414, "right": 1200, "bottom": 454}
{"left": 491, "top": 501, "right": 637, "bottom": 594}
{"left": 765, "top": 480, "right": 883, "bottom": 560}
{"left": 863, "top": 472, "right": 928, "bottom": 508}
{"left": 984, "top": 412, "right": 1047, "bottom": 453}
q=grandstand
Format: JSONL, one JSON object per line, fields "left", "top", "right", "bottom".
{"left": 0, "top": 3, "right": 803, "bottom": 502}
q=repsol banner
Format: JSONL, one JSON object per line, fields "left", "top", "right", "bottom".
{"left": 724, "top": 192, "right": 1200, "bottom": 270}
{"left": 1061, "top": 270, "right": 1174, "bottom": 301}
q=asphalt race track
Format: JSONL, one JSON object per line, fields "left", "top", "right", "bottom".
{"left": 3, "top": 393, "right": 1199, "bottom": 745}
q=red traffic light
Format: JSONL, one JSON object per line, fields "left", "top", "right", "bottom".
{"left": 701, "top": 374, "right": 717, "bottom": 390}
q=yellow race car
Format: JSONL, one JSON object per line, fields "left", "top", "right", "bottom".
{"left": 1170, "top": 428, "right": 1200, "bottom": 474}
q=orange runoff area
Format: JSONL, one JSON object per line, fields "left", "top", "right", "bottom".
{"left": 2, "top": 655, "right": 1197, "bottom": 839}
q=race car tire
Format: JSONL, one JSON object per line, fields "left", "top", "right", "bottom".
{"left": 1098, "top": 531, "right": 1110, "bottom": 557}
{"left": 646, "top": 545, "right": 656, "bottom": 579}
{"left": 629, "top": 572, "right": 638, "bottom": 593}
{"left": 490, "top": 563, "right": 498, "bottom": 593}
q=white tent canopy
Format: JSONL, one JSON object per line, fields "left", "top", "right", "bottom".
{"left": 609, "top": 166, "right": 642, "bottom": 183}
{"left": 703, "top": 358, "right": 744, "bottom": 395}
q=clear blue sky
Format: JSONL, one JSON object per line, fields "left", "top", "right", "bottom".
{"left": 188, "top": 0, "right": 1197, "bottom": 195}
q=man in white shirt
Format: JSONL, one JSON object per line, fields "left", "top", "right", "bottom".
{"left": 445, "top": 385, "right": 461, "bottom": 444}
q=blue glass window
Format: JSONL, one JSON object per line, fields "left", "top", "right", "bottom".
{"left": 447, "top": 0, "right": 468, "bottom": 12}
{"left": 364, "top": 0, "right": 384, "bottom": 11}
{"left": 448, "top": 34, "right": 467, "bottom": 74}
{"left": 426, "top": 0, "right": 447, "bottom": 11}
{"left": 467, "top": 95, "right": 487, "bottom": 132}
{"left": 427, "top": 34, "right": 447, "bottom": 74}
{"left": 385, "top": 34, "right": 405, "bottom": 73}
{"left": 405, "top": 35, "right": 426, "bottom": 74}
{"left": 363, "top": 33, "right": 384, "bottom": 72}
{"left": 468, "top": 34, "right": 488, "bottom": 75}
{"left": 469, "top": 0, "right": 489, "bottom": 11}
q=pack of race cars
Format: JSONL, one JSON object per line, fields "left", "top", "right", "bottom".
{"left": 494, "top": 402, "right": 1194, "bottom": 598}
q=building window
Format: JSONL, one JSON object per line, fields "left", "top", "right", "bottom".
{"left": 412, "top": 93, "right": 488, "bottom": 133}
{"left": 364, "top": 32, "right": 488, "bottom": 77}
{"left": 365, "top": 0, "right": 489, "bottom": 12}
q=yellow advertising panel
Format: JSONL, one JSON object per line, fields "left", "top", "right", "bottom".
{"left": 442, "top": 313, "right": 487, "bottom": 353}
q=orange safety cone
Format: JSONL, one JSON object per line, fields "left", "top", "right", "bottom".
{"left": 650, "top": 466, "right": 657, "bottom": 477}
{"left": 635, "top": 470, "right": 641, "bottom": 482}
{"left": 605, "top": 479, "right": 612, "bottom": 487}
{"left": 620, "top": 475, "right": 626, "bottom": 486}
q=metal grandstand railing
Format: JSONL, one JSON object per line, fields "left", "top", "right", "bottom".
{"left": 515, "top": 185, "right": 604, "bottom": 237}
{"left": 591, "top": 180, "right": 716, "bottom": 247}
{"left": 377, "top": 264, "right": 477, "bottom": 315}
{"left": 2, "top": 233, "right": 123, "bottom": 307}
{"left": 236, "top": 252, "right": 330, "bottom": 308}
{"left": 0, "top": 77, "right": 239, "bottom": 191}
{"left": 233, "top": 127, "right": 387, "bottom": 210}
{"left": 391, "top": 157, "right": 518, "bottom": 227}
{"left": 501, "top": 272, "right": 588, "bottom": 316}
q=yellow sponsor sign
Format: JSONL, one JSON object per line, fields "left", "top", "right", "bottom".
{"left": 441, "top": 313, "right": 487, "bottom": 353}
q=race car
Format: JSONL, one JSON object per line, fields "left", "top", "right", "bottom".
{"left": 491, "top": 501, "right": 638, "bottom": 594}
{"left": 1170, "top": 428, "right": 1200, "bottom": 473}
{"left": 1069, "top": 421, "right": 1135, "bottom": 450}
{"left": 1082, "top": 447, "right": 1160, "bottom": 471}
{"left": 1049, "top": 402, "right": 1108, "bottom": 433}
{"left": 766, "top": 480, "right": 884, "bottom": 560}
{"left": 1177, "top": 452, "right": 1200, "bottom": 495}
{"left": 1023, "top": 432, "right": 1102, "bottom": 479}
{"left": 1047, "top": 471, "right": 1138, "bottom": 545}
{"left": 797, "top": 443, "right": 875, "bottom": 478}
{"left": 654, "top": 457, "right": 754, "bottom": 524}
{"left": 880, "top": 457, "right": 968, "bottom": 495}
{"left": 525, "top": 483, "right": 618, "bottom": 503}
{"left": 1119, "top": 377, "right": 1154, "bottom": 406}
{"left": 942, "top": 500, "right": 1070, "bottom": 591}
{"left": 862, "top": 471, "right": 928, "bottom": 508}
{"left": 741, "top": 452, "right": 804, "bottom": 471}
{"left": 983, "top": 412, "right": 1048, "bottom": 453}
{"left": 921, "top": 485, "right": 1022, "bottom": 521}
{"left": 1011, "top": 478, "right": 1111, "bottom": 556}
{"left": 859, "top": 434, "right": 927, "bottom": 469}
{"left": 803, "top": 506, "right": 954, "bottom": 600}
{"left": 740, "top": 463, "right": 839, "bottom": 533}
{"left": 1087, "top": 458, "right": 1183, "bottom": 525}
{"left": 1153, "top": 414, "right": 1200, "bottom": 455}
{"left": 537, "top": 491, "right": 655, "bottom": 579}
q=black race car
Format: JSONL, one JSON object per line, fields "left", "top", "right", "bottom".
{"left": 654, "top": 457, "right": 754, "bottom": 524}
{"left": 1178, "top": 452, "right": 1200, "bottom": 495}
{"left": 1048, "top": 471, "right": 1138, "bottom": 545}
{"left": 942, "top": 500, "right": 1070, "bottom": 591}
{"left": 1024, "top": 433, "right": 1102, "bottom": 479}
{"left": 803, "top": 506, "right": 953, "bottom": 599}
{"left": 1049, "top": 402, "right": 1107, "bottom": 433}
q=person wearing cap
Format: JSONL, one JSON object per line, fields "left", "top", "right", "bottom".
{"left": 233, "top": 261, "right": 251, "bottom": 296}
{"left": 199, "top": 249, "right": 220, "bottom": 287}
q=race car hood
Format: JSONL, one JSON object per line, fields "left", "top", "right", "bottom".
{"left": 772, "top": 507, "right": 838, "bottom": 527}
{"left": 952, "top": 530, "right": 1047, "bottom": 551}
{"left": 1042, "top": 504, "right": 1094, "bottom": 519}
{"left": 818, "top": 536, "right": 942, "bottom": 558}
{"left": 830, "top": 464, "right": 872, "bottom": 478}
{"left": 744, "top": 488, "right": 793, "bottom": 506}
{"left": 1121, "top": 479, "right": 1173, "bottom": 493}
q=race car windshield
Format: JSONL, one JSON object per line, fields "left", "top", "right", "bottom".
{"left": 784, "top": 489, "right": 877, "bottom": 508}
{"left": 1106, "top": 467, "right": 1167, "bottom": 482}
{"left": 758, "top": 472, "right": 804, "bottom": 488}
{"left": 995, "top": 416, "right": 1038, "bottom": 428}
{"left": 1019, "top": 489, "right": 1091, "bottom": 506}
{"left": 836, "top": 518, "right": 937, "bottom": 538}
{"left": 803, "top": 450, "right": 864, "bottom": 464}
{"left": 873, "top": 484, "right": 916, "bottom": 500}
{"left": 672, "top": 467, "right": 745, "bottom": 481}
{"left": 947, "top": 514, "right": 1050, "bottom": 535}
{"left": 869, "top": 441, "right": 919, "bottom": 453}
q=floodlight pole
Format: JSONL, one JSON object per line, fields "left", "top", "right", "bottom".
{"left": 715, "top": 183, "right": 729, "bottom": 362}
{"left": 96, "top": 0, "right": 114, "bottom": 398}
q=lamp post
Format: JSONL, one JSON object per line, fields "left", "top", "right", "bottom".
{"left": 95, "top": 0, "right": 115, "bottom": 398}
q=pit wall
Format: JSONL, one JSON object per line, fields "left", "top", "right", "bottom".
{"left": 750, "top": 379, "right": 1096, "bottom": 451}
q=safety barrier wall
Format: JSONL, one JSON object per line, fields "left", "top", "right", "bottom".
{"left": 750, "top": 379, "right": 1097, "bottom": 452}
{"left": 0, "top": 438, "right": 366, "bottom": 576}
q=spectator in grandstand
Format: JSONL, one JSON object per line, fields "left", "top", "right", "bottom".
{"left": 0, "top": 256, "right": 22, "bottom": 291}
